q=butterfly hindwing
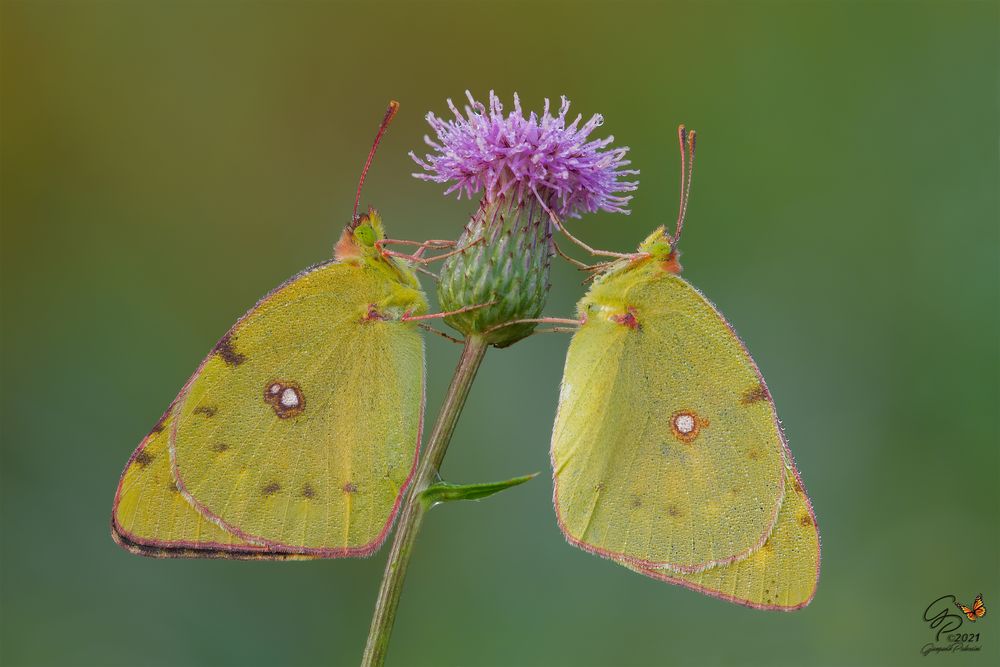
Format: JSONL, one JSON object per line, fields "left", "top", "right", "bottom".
{"left": 112, "top": 404, "right": 277, "bottom": 558}
{"left": 169, "top": 259, "right": 426, "bottom": 557}
{"left": 620, "top": 466, "right": 819, "bottom": 609}
{"left": 552, "top": 267, "right": 787, "bottom": 572}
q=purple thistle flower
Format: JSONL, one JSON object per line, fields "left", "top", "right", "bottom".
{"left": 411, "top": 91, "right": 639, "bottom": 219}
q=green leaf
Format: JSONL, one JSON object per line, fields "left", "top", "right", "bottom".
{"left": 419, "top": 473, "right": 539, "bottom": 510}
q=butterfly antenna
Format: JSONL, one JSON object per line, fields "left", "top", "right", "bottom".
{"left": 353, "top": 100, "right": 400, "bottom": 225}
{"left": 672, "top": 124, "right": 697, "bottom": 245}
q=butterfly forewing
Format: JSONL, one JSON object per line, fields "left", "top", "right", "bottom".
{"left": 552, "top": 270, "right": 787, "bottom": 572}
{"left": 168, "top": 260, "right": 425, "bottom": 556}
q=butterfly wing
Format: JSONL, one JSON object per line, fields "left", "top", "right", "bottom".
{"left": 112, "top": 258, "right": 426, "bottom": 558}
{"left": 619, "top": 467, "right": 819, "bottom": 609}
{"left": 956, "top": 602, "right": 976, "bottom": 621}
{"left": 552, "top": 268, "right": 794, "bottom": 573}
{"left": 111, "top": 403, "right": 289, "bottom": 558}
{"left": 973, "top": 594, "right": 987, "bottom": 618}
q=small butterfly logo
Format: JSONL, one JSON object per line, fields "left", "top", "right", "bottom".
{"left": 955, "top": 593, "right": 987, "bottom": 622}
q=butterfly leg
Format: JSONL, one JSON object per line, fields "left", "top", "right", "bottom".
{"left": 377, "top": 238, "right": 483, "bottom": 265}
{"left": 376, "top": 238, "right": 453, "bottom": 262}
{"left": 581, "top": 261, "right": 620, "bottom": 284}
{"left": 530, "top": 326, "right": 580, "bottom": 335}
{"left": 410, "top": 265, "right": 441, "bottom": 280}
{"left": 532, "top": 186, "right": 638, "bottom": 260}
{"left": 551, "top": 216, "right": 636, "bottom": 259}
{"left": 483, "top": 316, "right": 584, "bottom": 336}
{"left": 378, "top": 238, "right": 456, "bottom": 258}
{"left": 408, "top": 239, "right": 485, "bottom": 265}
{"left": 407, "top": 238, "right": 487, "bottom": 265}
{"left": 551, "top": 239, "right": 634, "bottom": 284}
{"left": 416, "top": 323, "right": 464, "bottom": 344}
{"left": 401, "top": 300, "right": 500, "bottom": 322}
{"left": 553, "top": 238, "right": 598, "bottom": 270}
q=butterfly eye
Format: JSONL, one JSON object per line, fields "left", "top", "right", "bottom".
{"left": 636, "top": 228, "right": 675, "bottom": 260}
{"left": 651, "top": 236, "right": 674, "bottom": 258}
{"left": 354, "top": 224, "right": 376, "bottom": 246}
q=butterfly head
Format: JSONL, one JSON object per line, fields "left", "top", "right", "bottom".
{"left": 335, "top": 208, "right": 386, "bottom": 261}
{"left": 351, "top": 208, "right": 387, "bottom": 250}
{"left": 638, "top": 226, "right": 683, "bottom": 274}
{"left": 335, "top": 209, "right": 421, "bottom": 290}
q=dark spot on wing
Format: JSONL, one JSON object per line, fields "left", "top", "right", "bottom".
{"left": 748, "top": 449, "right": 760, "bottom": 460}
{"left": 214, "top": 333, "right": 247, "bottom": 366}
{"left": 740, "top": 382, "right": 771, "bottom": 405}
{"left": 798, "top": 513, "right": 813, "bottom": 527}
{"left": 211, "top": 442, "right": 230, "bottom": 453}
{"left": 302, "top": 483, "right": 316, "bottom": 499}
{"left": 630, "top": 494, "right": 643, "bottom": 508}
{"left": 166, "top": 480, "right": 179, "bottom": 493}
{"left": 150, "top": 411, "right": 170, "bottom": 434}
{"left": 194, "top": 405, "right": 217, "bottom": 418}
{"left": 134, "top": 450, "right": 154, "bottom": 467}
{"left": 668, "top": 504, "right": 682, "bottom": 517}
{"left": 262, "top": 482, "right": 281, "bottom": 496}
{"left": 343, "top": 482, "right": 358, "bottom": 494}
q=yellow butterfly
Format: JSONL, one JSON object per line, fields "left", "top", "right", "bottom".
{"left": 112, "top": 102, "right": 432, "bottom": 559}
{"left": 550, "top": 126, "right": 819, "bottom": 609}
{"left": 956, "top": 594, "right": 986, "bottom": 621}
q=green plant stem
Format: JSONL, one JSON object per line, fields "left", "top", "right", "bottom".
{"left": 361, "top": 334, "right": 490, "bottom": 667}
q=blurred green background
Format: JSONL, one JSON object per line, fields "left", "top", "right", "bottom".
{"left": 2, "top": 1, "right": 997, "bottom": 665}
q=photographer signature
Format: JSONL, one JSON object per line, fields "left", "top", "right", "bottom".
{"left": 924, "top": 595, "right": 964, "bottom": 641}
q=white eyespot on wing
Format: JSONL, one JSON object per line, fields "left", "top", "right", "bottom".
{"left": 674, "top": 413, "right": 696, "bottom": 434}
{"left": 280, "top": 387, "right": 300, "bottom": 408}
{"left": 263, "top": 380, "right": 305, "bottom": 418}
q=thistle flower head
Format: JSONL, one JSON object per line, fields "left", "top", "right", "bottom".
{"left": 411, "top": 91, "right": 638, "bottom": 218}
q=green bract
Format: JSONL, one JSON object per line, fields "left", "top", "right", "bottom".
{"left": 437, "top": 194, "right": 552, "bottom": 346}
